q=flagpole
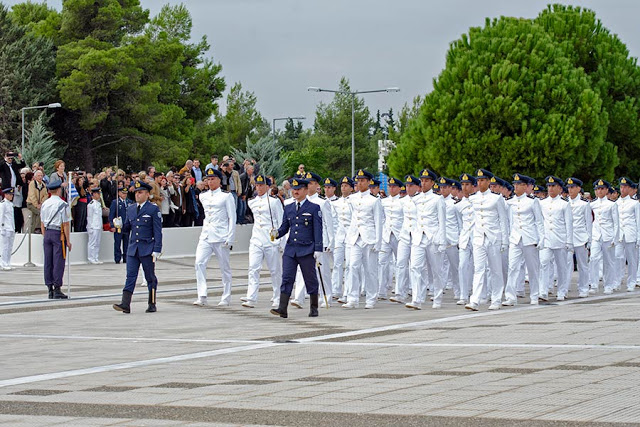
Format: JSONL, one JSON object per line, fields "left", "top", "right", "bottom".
{"left": 66, "top": 171, "right": 72, "bottom": 298}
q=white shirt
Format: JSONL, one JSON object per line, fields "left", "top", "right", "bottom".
{"left": 455, "top": 196, "right": 474, "bottom": 250}
{"left": 469, "top": 189, "right": 509, "bottom": 246}
{"left": 0, "top": 198, "right": 14, "bottom": 232}
{"left": 6, "top": 162, "right": 16, "bottom": 188}
{"left": 40, "top": 195, "right": 69, "bottom": 228}
{"left": 539, "top": 195, "right": 573, "bottom": 249}
{"left": 308, "top": 193, "right": 334, "bottom": 249}
{"left": 411, "top": 190, "right": 446, "bottom": 247}
{"left": 331, "top": 196, "right": 352, "bottom": 246}
{"left": 399, "top": 194, "right": 419, "bottom": 245}
{"left": 87, "top": 199, "right": 103, "bottom": 230}
{"left": 248, "top": 193, "right": 284, "bottom": 247}
{"left": 591, "top": 197, "right": 619, "bottom": 243}
{"left": 381, "top": 194, "right": 403, "bottom": 243}
{"left": 616, "top": 195, "right": 640, "bottom": 244}
{"left": 346, "top": 189, "right": 383, "bottom": 250}
{"left": 506, "top": 194, "right": 544, "bottom": 246}
{"left": 569, "top": 195, "right": 592, "bottom": 246}
{"left": 199, "top": 188, "right": 236, "bottom": 244}
{"left": 443, "top": 194, "right": 461, "bottom": 246}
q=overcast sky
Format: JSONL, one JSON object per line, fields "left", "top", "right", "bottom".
{"left": 4, "top": 0, "right": 640, "bottom": 130}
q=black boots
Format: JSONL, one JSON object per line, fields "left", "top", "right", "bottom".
{"left": 146, "top": 289, "right": 157, "bottom": 313}
{"left": 52, "top": 287, "right": 68, "bottom": 299}
{"left": 309, "top": 294, "right": 319, "bottom": 317}
{"left": 47, "top": 285, "right": 53, "bottom": 299}
{"left": 113, "top": 290, "right": 133, "bottom": 313}
{"left": 270, "top": 292, "right": 290, "bottom": 318}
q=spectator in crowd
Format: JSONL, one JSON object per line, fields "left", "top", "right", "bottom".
{"left": 100, "top": 168, "right": 118, "bottom": 209}
{"left": 27, "top": 170, "right": 47, "bottom": 233}
{"left": 1, "top": 151, "right": 26, "bottom": 231}
{"left": 239, "top": 164, "right": 255, "bottom": 224}
{"left": 179, "top": 160, "right": 193, "bottom": 176}
{"left": 71, "top": 175, "right": 88, "bottom": 232}
{"left": 181, "top": 173, "right": 198, "bottom": 226}
{"left": 20, "top": 169, "right": 32, "bottom": 232}
{"left": 147, "top": 166, "right": 156, "bottom": 179}
{"left": 194, "top": 181, "right": 205, "bottom": 226}
{"left": 282, "top": 179, "right": 292, "bottom": 199}
{"left": 158, "top": 175, "right": 172, "bottom": 227}
{"left": 48, "top": 160, "right": 68, "bottom": 201}
{"left": 170, "top": 173, "right": 184, "bottom": 226}
{"left": 297, "top": 164, "right": 305, "bottom": 176}
{"left": 221, "top": 160, "right": 241, "bottom": 209}
{"left": 192, "top": 159, "right": 203, "bottom": 182}
{"left": 205, "top": 155, "right": 218, "bottom": 171}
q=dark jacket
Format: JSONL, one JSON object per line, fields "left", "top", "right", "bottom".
{"left": 0, "top": 158, "right": 26, "bottom": 189}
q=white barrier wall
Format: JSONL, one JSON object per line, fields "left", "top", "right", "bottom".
{"left": 8, "top": 224, "right": 253, "bottom": 267}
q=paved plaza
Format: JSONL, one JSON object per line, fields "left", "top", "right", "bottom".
{"left": 1, "top": 253, "right": 640, "bottom": 426}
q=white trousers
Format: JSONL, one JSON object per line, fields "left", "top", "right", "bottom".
{"left": 470, "top": 242, "right": 504, "bottom": 306}
{"left": 443, "top": 245, "right": 459, "bottom": 298}
{"left": 347, "top": 238, "right": 378, "bottom": 306}
{"left": 332, "top": 243, "right": 351, "bottom": 297}
{"left": 395, "top": 240, "right": 412, "bottom": 299}
{"left": 621, "top": 242, "right": 638, "bottom": 289}
{"left": 541, "top": 248, "right": 569, "bottom": 298}
{"left": 458, "top": 245, "right": 473, "bottom": 301}
{"left": 589, "top": 240, "right": 615, "bottom": 291}
{"left": 87, "top": 228, "right": 101, "bottom": 262}
{"left": 0, "top": 231, "right": 15, "bottom": 268}
{"left": 246, "top": 243, "right": 282, "bottom": 303}
{"left": 410, "top": 242, "right": 444, "bottom": 305}
{"left": 505, "top": 242, "right": 539, "bottom": 302}
{"left": 379, "top": 234, "right": 399, "bottom": 297}
{"left": 195, "top": 240, "right": 232, "bottom": 303}
{"left": 571, "top": 245, "right": 589, "bottom": 294}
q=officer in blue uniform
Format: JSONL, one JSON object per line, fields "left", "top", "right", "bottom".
{"left": 270, "top": 178, "right": 323, "bottom": 318}
{"left": 112, "top": 181, "right": 163, "bottom": 313}
{"left": 109, "top": 186, "right": 131, "bottom": 264}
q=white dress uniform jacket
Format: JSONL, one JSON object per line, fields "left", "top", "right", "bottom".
{"left": 469, "top": 189, "right": 509, "bottom": 247}
{"left": 617, "top": 196, "right": 640, "bottom": 245}
{"left": 346, "top": 190, "right": 382, "bottom": 251}
{"left": 539, "top": 196, "right": 573, "bottom": 249}
{"left": 381, "top": 194, "right": 403, "bottom": 243}
{"left": 569, "top": 196, "right": 593, "bottom": 246}
{"left": 506, "top": 194, "right": 544, "bottom": 246}
{"left": 591, "top": 197, "right": 619, "bottom": 243}
{"left": 199, "top": 188, "right": 236, "bottom": 244}
{"left": 411, "top": 190, "right": 446, "bottom": 247}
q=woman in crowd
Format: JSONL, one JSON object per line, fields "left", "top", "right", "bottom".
{"left": 48, "top": 160, "right": 68, "bottom": 200}
{"left": 181, "top": 172, "right": 197, "bottom": 227}
{"left": 159, "top": 175, "right": 172, "bottom": 227}
{"left": 72, "top": 175, "right": 88, "bottom": 232}
{"left": 19, "top": 168, "right": 32, "bottom": 233}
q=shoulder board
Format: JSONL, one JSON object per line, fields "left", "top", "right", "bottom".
{"left": 318, "top": 194, "right": 326, "bottom": 199}
{"left": 370, "top": 193, "right": 377, "bottom": 198}
{"left": 527, "top": 194, "right": 535, "bottom": 199}
{"left": 590, "top": 199, "right": 597, "bottom": 203}
{"left": 580, "top": 197, "right": 589, "bottom": 202}
{"left": 221, "top": 190, "right": 229, "bottom": 193}
{"left": 269, "top": 195, "right": 278, "bottom": 199}
{"left": 454, "top": 199, "right": 461, "bottom": 204}
{"left": 561, "top": 196, "right": 569, "bottom": 202}
{"left": 490, "top": 191, "right": 499, "bottom": 195}
{"left": 248, "top": 195, "right": 257, "bottom": 201}
{"left": 505, "top": 195, "right": 513, "bottom": 200}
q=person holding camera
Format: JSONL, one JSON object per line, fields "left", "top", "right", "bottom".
{"left": 0, "top": 151, "right": 26, "bottom": 232}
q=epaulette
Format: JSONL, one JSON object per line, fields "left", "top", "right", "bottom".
{"left": 561, "top": 196, "right": 569, "bottom": 202}
{"left": 269, "top": 195, "right": 278, "bottom": 199}
{"left": 318, "top": 194, "right": 326, "bottom": 199}
{"left": 454, "top": 199, "right": 462, "bottom": 204}
{"left": 491, "top": 190, "right": 500, "bottom": 195}
{"left": 221, "top": 189, "right": 229, "bottom": 193}
{"left": 505, "top": 195, "right": 513, "bottom": 200}
{"left": 580, "top": 197, "right": 589, "bottom": 202}
{"left": 370, "top": 193, "right": 377, "bottom": 198}
{"left": 248, "top": 195, "right": 257, "bottom": 201}
{"left": 527, "top": 194, "right": 535, "bottom": 199}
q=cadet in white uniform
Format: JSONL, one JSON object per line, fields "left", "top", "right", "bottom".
{"left": 332, "top": 177, "right": 354, "bottom": 303}
{"left": 0, "top": 188, "right": 16, "bottom": 270}
{"left": 241, "top": 175, "right": 284, "bottom": 308}
{"left": 439, "top": 177, "right": 462, "bottom": 301}
{"left": 539, "top": 176, "right": 573, "bottom": 301}
{"left": 456, "top": 174, "right": 476, "bottom": 305}
{"left": 344, "top": 169, "right": 382, "bottom": 309}
{"left": 86, "top": 188, "right": 104, "bottom": 264}
{"left": 589, "top": 179, "right": 619, "bottom": 294}
{"left": 465, "top": 169, "right": 509, "bottom": 311}
{"left": 407, "top": 169, "right": 446, "bottom": 310}
{"left": 379, "top": 177, "right": 403, "bottom": 299}
{"left": 504, "top": 174, "right": 544, "bottom": 305}
{"left": 566, "top": 178, "right": 592, "bottom": 298}
{"left": 193, "top": 167, "right": 236, "bottom": 307}
{"left": 390, "top": 175, "right": 420, "bottom": 304}
{"left": 616, "top": 177, "right": 640, "bottom": 292}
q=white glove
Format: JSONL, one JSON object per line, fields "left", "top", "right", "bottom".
{"left": 500, "top": 243, "right": 508, "bottom": 253}
{"left": 438, "top": 244, "right": 446, "bottom": 253}
{"left": 269, "top": 229, "right": 278, "bottom": 241}
{"left": 585, "top": 242, "right": 591, "bottom": 250}
{"left": 113, "top": 217, "right": 123, "bottom": 228}
{"left": 152, "top": 252, "right": 161, "bottom": 261}
{"left": 314, "top": 251, "right": 322, "bottom": 260}
{"left": 566, "top": 244, "right": 574, "bottom": 253}
{"left": 609, "top": 241, "right": 615, "bottom": 248}
{"left": 223, "top": 240, "right": 232, "bottom": 248}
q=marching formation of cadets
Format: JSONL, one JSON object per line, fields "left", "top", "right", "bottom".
{"left": 109, "top": 165, "right": 640, "bottom": 316}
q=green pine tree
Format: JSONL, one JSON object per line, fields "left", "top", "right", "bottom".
{"left": 232, "top": 135, "right": 287, "bottom": 183}
{"left": 23, "top": 113, "right": 64, "bottom": 174}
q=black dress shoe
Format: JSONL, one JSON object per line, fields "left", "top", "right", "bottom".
{"left": 309, "top": 294, "right": 319, "bottom": 317}
{"left": 270, "top": 292, "right": 290, "bottom": 318}
{"left": 145, "top": 304, "right": 156, "bottom": 313}
{"left": 52, "top": 287, "right": 68, "bottom": 299}
{"left": 113, "top": 291, "right": 133, "bottom": 313}
{"left": 47, "top": 285, "right": 54, "bottom": 299}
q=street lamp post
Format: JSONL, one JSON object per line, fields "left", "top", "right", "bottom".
{"left": 272, "top": 116, "right": 306, "bottom": 136}
{"left": 20, "top": 102, "right": 61, "bottom": 268}
{"left": 21, "top": 102, "right": 62, "bottom": 154}
{"left": 307, "top": 87, "right": 399, "bottom": 176}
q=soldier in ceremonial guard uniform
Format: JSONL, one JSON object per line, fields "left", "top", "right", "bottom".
{"left": 40, "top": 181, "right": 71, "bottom": 299}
